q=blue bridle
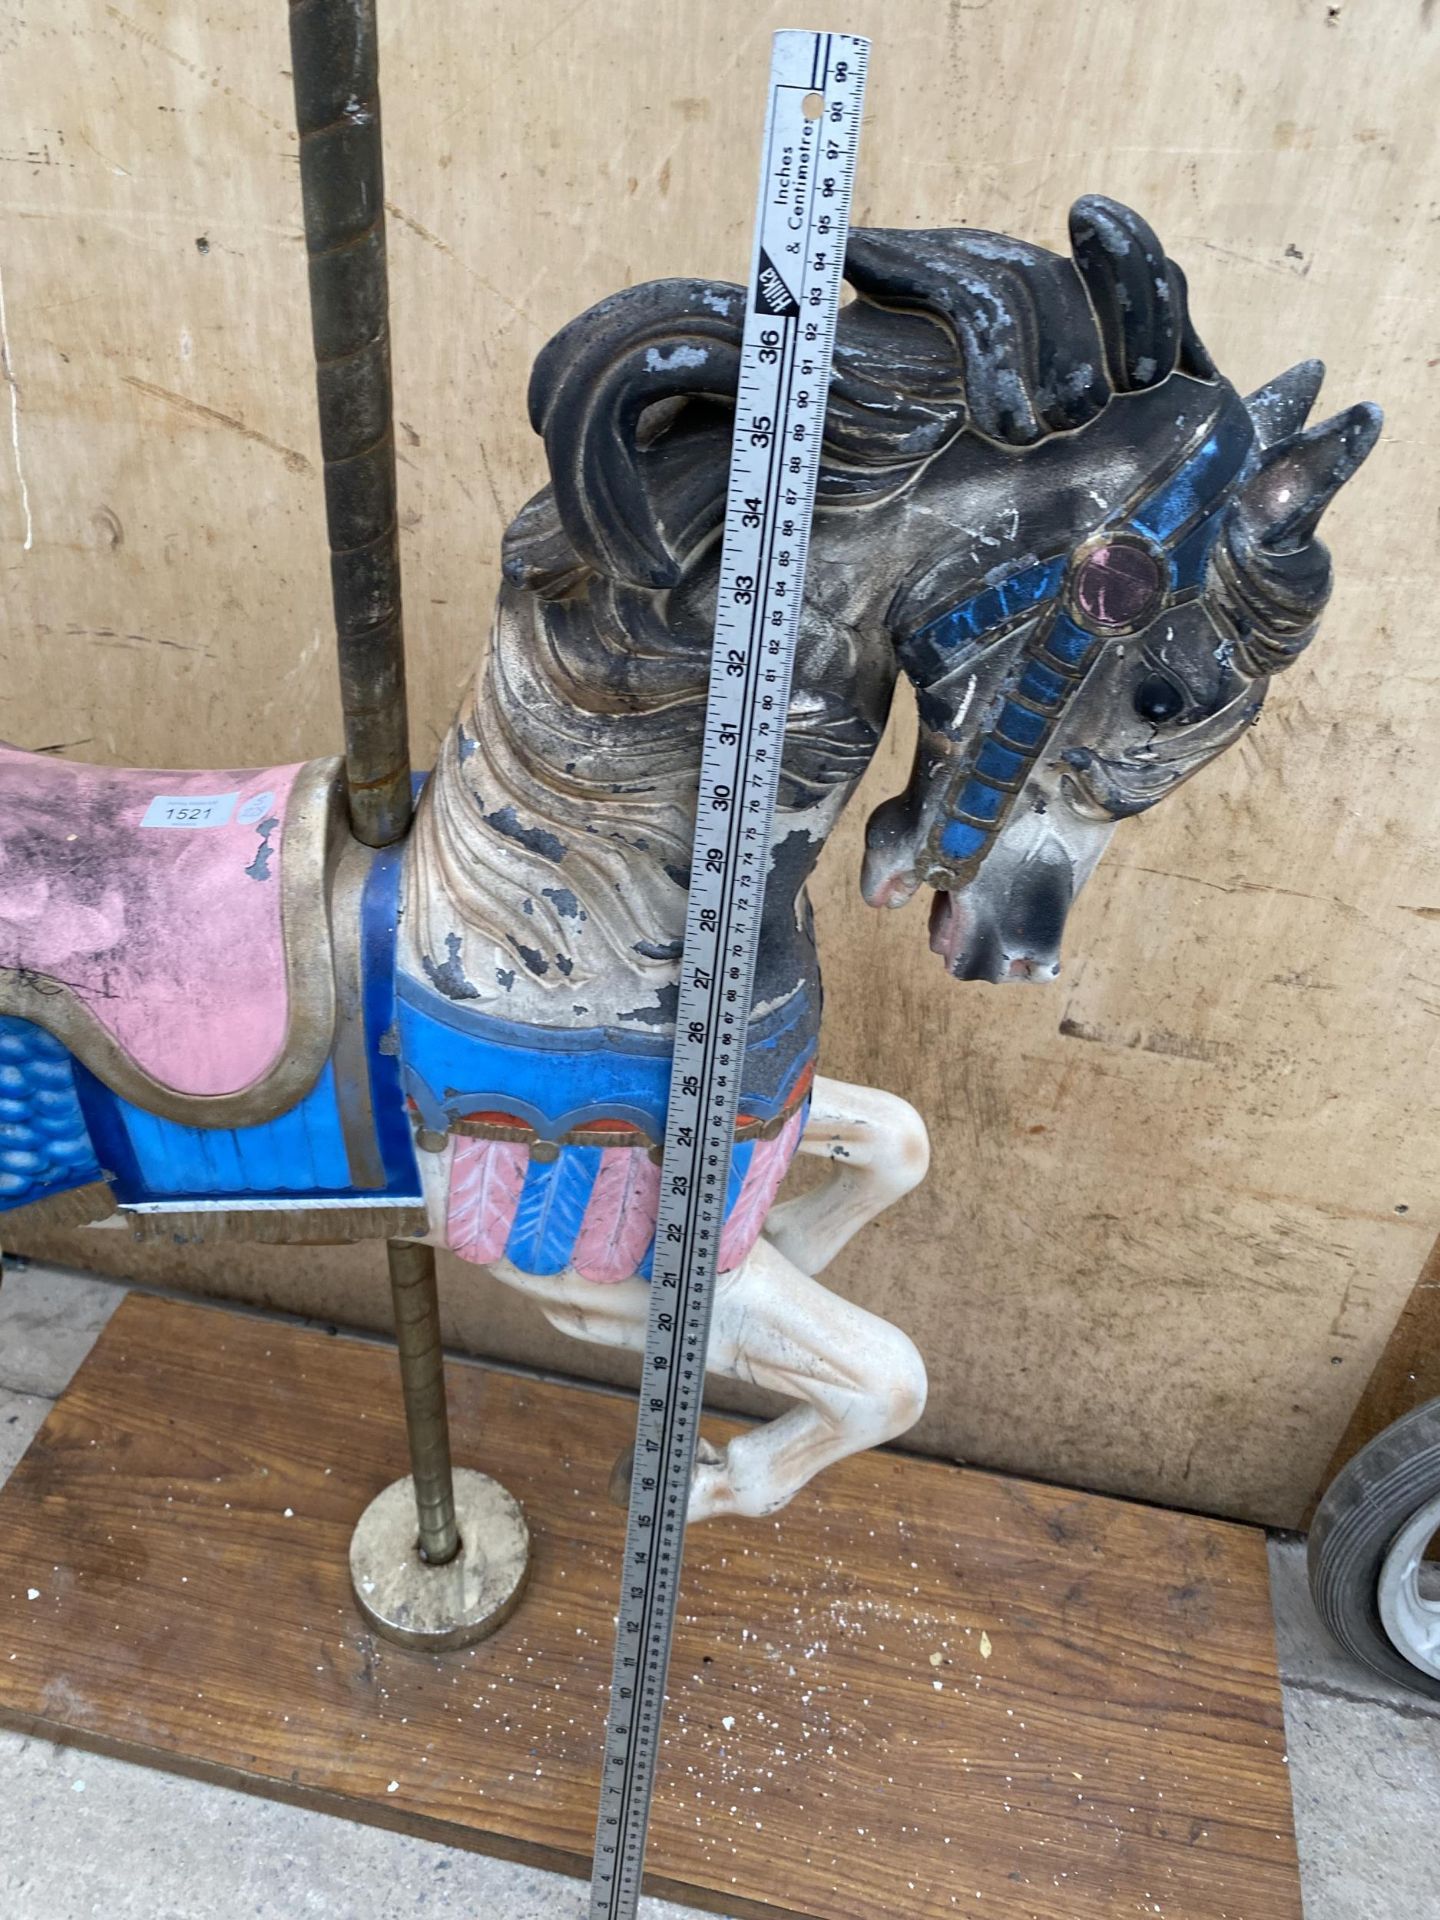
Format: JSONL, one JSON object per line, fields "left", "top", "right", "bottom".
{"left": 899, "top": 411, "right": 1255, "bottom": 871}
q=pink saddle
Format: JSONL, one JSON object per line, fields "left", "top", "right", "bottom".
{"left": 0, "top": 747, "right": 342, "bottom": 1121}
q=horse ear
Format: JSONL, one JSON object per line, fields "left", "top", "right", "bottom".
{"left": 1214, "top": 401, "right": 1382, "bottom": 672}
{"left": 1244, "top": 360, "right": 1325, "bottom": 449}
{"left": 1234, "top": 402, "right": 1382, "bottom": 551}
{"left": 522, "top": 279, "right": 744, "bottom": 590}
{"left": 1068, "top": 196, "right": 1182, "bottom": 391}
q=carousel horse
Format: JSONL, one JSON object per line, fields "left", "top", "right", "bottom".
{"left": 0, "top": 196, "right": 1379, "bottom": 1522}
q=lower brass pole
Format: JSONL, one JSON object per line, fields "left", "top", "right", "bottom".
{"left": 386, "top": 1238, "right": 460, "bottom": 1566}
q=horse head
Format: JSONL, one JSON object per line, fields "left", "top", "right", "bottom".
{"left": 852, "top": 197, "right": 1381, "bottom": 980}
{"left": 499, "top": 195, "right": 1379, "bottom": 990}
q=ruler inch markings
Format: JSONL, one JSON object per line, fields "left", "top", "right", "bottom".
{"left": 589, "top": 29, "right": 868, "bottom": 1919}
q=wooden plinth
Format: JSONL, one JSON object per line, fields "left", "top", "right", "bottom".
{"left": 0, "top": 1295, "right": 1301, "bottom": 1919}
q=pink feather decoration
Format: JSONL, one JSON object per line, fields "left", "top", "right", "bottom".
{"left": 572, "top": 1148, "right": 662, "bottom": 1283}
{"left": 446, "top": 1136, "right": 528, "bottom": 1265}
{"left": 717, "top": 1106, "right": 806, "bottom": 1273}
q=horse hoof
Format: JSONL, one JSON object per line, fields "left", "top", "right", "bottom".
{"left": 607, "top": 1436, "right": 723, "bottom": 1511}
{"left": 607, "top": 1444, "right": 636, "bottom": 1510}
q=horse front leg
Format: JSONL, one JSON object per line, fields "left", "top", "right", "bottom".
{"left": 688, "top": 1234, "right": 927, "bottom": 1522}
{"left": 486, "top": 1260, "right": 730, "bottom": 1494}
{"left": 762, "top": 1073, "right": 930, "bottom": 1278}
{"left": 486, "top": 1259, "right": 655, "bottom": 1358}
{"left": 485, "top": 1239, "right": 926, "bottom": 1524}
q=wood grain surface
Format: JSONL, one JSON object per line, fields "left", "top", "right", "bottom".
{"left": 0, "top": 1294, "right": 1300, "bottom": 1919}
{"left": 3, "top": 0, "right": 1436, "bottom": 1531}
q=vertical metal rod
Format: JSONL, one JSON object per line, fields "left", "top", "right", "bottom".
{"left": 288, "top": 4, "right": 460, "bottom": 1566}
{"left": 288, "top": 0, "right": 412, "bottom": 850}
{"left": 386, "top": 1239, "right": 460, "bottom": 1566}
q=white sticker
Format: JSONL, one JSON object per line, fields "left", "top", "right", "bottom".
{"left": 237, "top": 790, "right": 276, "bottom": 826}
{"left": 140, "top": 792, "right": 238, "bottom": 830}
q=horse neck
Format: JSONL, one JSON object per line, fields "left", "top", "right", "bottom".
{"left": 404, "top": 652, "right": 682, "bottom": 1020}
{"left": 403, "top": 577, "right": 862, "bottom": 1027}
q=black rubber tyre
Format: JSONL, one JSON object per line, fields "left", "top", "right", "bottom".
{"left": 1308, "top": 1396, "right": 1440, "bottom": 1700}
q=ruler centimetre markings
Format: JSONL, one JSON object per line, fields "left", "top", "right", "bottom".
{"left": 589, "top": 30, "right": 869, "bottom": 1920}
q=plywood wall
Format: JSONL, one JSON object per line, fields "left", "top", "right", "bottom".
{"left": 3, "top": 0, "right": 1437, "bottom": 1528}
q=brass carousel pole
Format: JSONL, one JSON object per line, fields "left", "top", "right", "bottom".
{"left": 287, "top": 0, "right": 527, "bottom": 1643}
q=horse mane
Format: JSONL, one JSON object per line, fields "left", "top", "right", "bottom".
{"left": 502, "top": 196, "right": 1218, "bottom": 596}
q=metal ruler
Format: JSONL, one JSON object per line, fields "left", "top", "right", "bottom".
{"left": 588, "top": 29, "right": 869, "bottom": 1919}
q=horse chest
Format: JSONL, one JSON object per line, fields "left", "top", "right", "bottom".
{"left": 396, "top": 967, "right": 816, "bottom": 1281}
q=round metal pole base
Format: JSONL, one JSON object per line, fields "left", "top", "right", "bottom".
{"left": 350, "top": 1469, "right": 530, "bottom": 1651}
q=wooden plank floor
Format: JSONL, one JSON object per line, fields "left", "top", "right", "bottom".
{"left": 0, "top": 1294, "right": 1300, "bottom": 1919}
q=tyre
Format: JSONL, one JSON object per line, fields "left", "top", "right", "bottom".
{"left": 1308, "top": 1396, "right": 1440, "bottom": 1700}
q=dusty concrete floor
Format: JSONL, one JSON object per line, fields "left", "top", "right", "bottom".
{"left": 2, "top": 1262, "right": 1437, "bottom": 1920}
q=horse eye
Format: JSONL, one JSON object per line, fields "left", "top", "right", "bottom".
{"left": 1133, "top": 670, "right": 1187, "bottom": 724}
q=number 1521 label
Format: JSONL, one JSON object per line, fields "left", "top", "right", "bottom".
{"left": 140, "top": 792, "right": 238, "bottom": 829}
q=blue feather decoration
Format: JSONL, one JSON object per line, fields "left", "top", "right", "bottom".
{"left": 505, "top": 1145, "right": 603, "bottom": 1276}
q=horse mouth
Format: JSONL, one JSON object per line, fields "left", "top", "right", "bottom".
{"left": 1062, "top": 752, "right": 1195, "bottom": 817}
{"left": 928, "top": 889, "right": 1062, "bottom": 983}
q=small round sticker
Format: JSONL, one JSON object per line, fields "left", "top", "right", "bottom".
{"left": 237, "top": 791, "right": 276, "bottom": 826}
